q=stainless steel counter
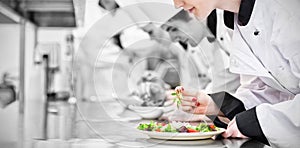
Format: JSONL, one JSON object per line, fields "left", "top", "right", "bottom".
{"left": 33, "top": 101, "right": 271, "bottom": 148}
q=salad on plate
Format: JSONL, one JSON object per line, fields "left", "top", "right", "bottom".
{"left": 137, "top": 121, "right": 225, "bottom": 140}
{"left": 137, "top": 121, "right": 219, "bottom": 133}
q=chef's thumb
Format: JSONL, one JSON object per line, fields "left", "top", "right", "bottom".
{"left": 181, "top": 89, "right": 199, "bottom": 97}
{"left": 222, "top": 128, "right": 233, "bottom": 138}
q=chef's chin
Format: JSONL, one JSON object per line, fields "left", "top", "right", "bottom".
{"left": 194, "top": 11, "right": 210, "bottom": 22}
{"left": 195, "top": 16, "right": 207, "bottom": 22}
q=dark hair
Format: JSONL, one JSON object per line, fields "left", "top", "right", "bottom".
{"left": 98, "top": 0, "right": 120, "bottom": 10}
{"left": 168, "top": 10, "right": 193, "bottom": 23}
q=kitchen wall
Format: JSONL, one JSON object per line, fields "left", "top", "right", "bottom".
{"left": 0, "top": 21, "right": 43, "bottom": 148}
{"left": 0, "top": 24, "right": 20, "bottom": 148}
{"left": 0, "top": 22, "right": 72, "bottom": 148}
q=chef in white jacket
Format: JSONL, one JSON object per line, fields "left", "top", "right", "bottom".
{"left": 171, "top": 0, "right": 300, "bottom": 147}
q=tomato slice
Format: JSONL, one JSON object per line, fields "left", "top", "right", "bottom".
{"left": 209, "top": 125, "right": 216, "bottom": 130}
{"left": 187, "top": 128, "right": 198, "bottom": 133}
{"left": 155, "top": 129, "right": 161, "bottom": 132}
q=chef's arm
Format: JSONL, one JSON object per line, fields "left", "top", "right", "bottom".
{"left": 208, "top": 75, "right": 267, "bottom": 117}
{"left": 233, "top": 75, "right": 294, "bottom": 109}
{"left": 236, "top": 96, "right": 300, "bottom": 146}
{"left": 238, "top": 51, "right": 300, "bottom": 147}
{"left": 205, "top": 91, "right": 246, "bottom": 128}
{"left": 235, "top": 107, "right": 269, "bottom": 145}
{"left": 207, "top": 75, "right": 293, "bottom": 119}
{"left": 209, "top": 92, "right": 246, "bottom": 120}
{"left": 208, "top": 91, "right": 269, "bottom": 145}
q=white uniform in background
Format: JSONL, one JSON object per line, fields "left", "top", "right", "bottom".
{"left": 230, "top": 0, "right": 300, "bottom": 147}
{"left": 77, "top": 2, "right": 180, "bottom": 100}
{"left": 77, "top": 8, "right": 150, "bottom": 100}
{"left": 181, "top": 38, "right": 239, "bottom": 94}
{"left": 181, "top": 43, "right": 211, "bottom": 91}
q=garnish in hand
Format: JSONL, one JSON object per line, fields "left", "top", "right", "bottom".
{"left": 172, "top": 86, "right": 184, "bottom": 108}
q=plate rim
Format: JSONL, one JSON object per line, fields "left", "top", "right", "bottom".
{"left": 137, "top": 128, "right": 225, "bottom": 140}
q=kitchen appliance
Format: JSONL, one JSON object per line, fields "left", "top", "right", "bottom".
{"left": 0, "top": 73, "right": 16, "bottom": 108}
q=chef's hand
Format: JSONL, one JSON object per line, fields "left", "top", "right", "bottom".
{"left": 162, "top": 91, "right": 211, "bottom": 122}
{"left": 166, "top": 88, "right": 221, "bottom": 115}
{"left": 222, "top": 117, "right": 248, "bottom": 139}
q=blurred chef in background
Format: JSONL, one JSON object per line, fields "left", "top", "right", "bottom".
{"left": 77, "top": 0, "right": 149, "bottom": 101}
{"left": 77, "top": 0, "right": 181, "bottom": 105}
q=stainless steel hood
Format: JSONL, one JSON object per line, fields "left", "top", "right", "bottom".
{"left": 0, "top": 1, "right": 21, "bottom": 23}
{"left": 0, "top": 0, "right": 85, "bottom": 27}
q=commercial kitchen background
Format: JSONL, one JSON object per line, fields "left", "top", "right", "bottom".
{"left": 0, "top": 0, "right": 186, "bottom": 148}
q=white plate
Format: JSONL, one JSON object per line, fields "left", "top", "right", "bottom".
{"left": 139, "top": 128, "right": 225, "bottom": 140}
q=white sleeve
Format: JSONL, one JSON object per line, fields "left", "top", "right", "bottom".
{"left": 234, "top": 75, "right": 294, "bottom": 110}
{"left": 255, "top": 26, "right": 300, "bottom": 147}
{"left": 256, "top": 95, "right": 300, "bottom": 147}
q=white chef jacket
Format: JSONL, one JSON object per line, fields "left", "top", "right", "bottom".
{"left": 229, "top": 0, "right": 300, "bottom": 147}
{"left": 182, "top": 38, "right": 240, "bottom": 94}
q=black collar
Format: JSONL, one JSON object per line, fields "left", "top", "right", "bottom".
{"left": 238, "top": 0, "right": 256, "bottom": 26}
{"left": 224, "top": 0, "right": 256, "bottom": 28}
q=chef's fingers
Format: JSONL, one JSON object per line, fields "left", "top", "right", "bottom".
{"left": 231, "top": 131, "right": 247, "bottom": 138}
{"left": 181, "top": 96, "right": 199, "bottom": 102}
{"left": 182, "top": 89, "right": 210, "bottom": 103}
{"left": 191, "top": 106, "right": 207, "bottom": 114}
{"left": 222, "top": 128, "right": 233, "bottom": 138}
{"left": 223, "top": 119, "right": 234, "bottom": 138}
{"left": 182, "top": 89, "right": 199, "bottom": 97}
{"left": 181, "top": 100, "right": 197, "bottom": 107}
{"left": 228, "top": 119, "right": 248, "bottom": 138}
{"left": 181, "top": 106, "right": 193, "bottom": 112}
{"left": 227, "top": 119, "right": 235, "bottom": 127}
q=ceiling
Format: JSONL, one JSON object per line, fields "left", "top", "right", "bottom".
{"left": 0, "top": 0, "right": 85, "bottom": 27}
